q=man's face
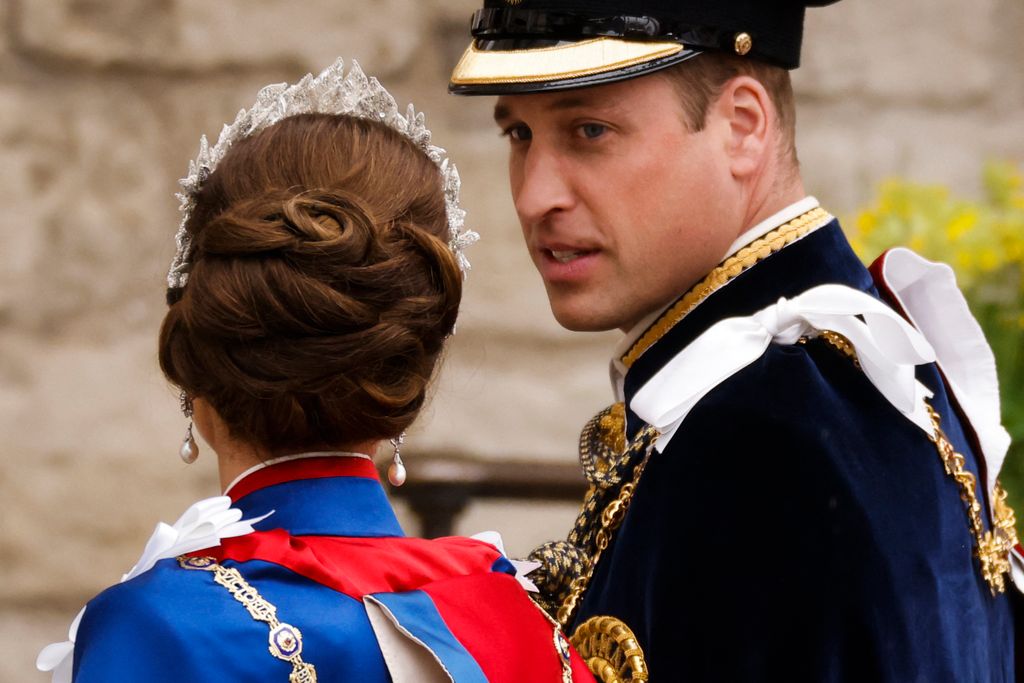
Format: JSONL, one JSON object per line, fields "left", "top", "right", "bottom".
{"left": 495, "top": 73, "right": 741, "bottom": 332}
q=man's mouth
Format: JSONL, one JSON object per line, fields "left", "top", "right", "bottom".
{"left": 549, "top": 249, "right": 587, "bottom": 264}
{"left": 536, "top": 245, "right": 600, "bottom": 282}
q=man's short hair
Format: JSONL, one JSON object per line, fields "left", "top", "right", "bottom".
{"left": 661, "top": 54, "right": 798, "bottom": 167}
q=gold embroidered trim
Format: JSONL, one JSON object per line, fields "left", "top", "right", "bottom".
{"left": 179, "top": 556, "right": 318, "bottom": 683}
{"left": 571, "top": 615, "right": 649, "bottom": 682}
{"left": 799, "top": 330, "right": 859, "bottom": 366}
{"left": 621, "top": 207, "right": 834, "bottom": 369}
{"left": 924, "top": 408, "right": 1019, "bottom": 595}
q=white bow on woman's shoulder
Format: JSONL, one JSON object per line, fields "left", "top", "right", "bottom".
{"left": 36, "top": 497, "right": 270, "bottom": 683}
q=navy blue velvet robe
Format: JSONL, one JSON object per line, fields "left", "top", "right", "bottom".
{"left": 574, "top": 221, "right": 1019, "bottom": 681}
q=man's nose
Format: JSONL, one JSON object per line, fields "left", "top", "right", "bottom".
{"left": 513, "top": 145, "right": 574, "bottom": 226}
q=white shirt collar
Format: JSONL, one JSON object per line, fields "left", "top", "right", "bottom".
{"left": 223, "top": 450, "right": 373, "bottom": 496}
{"left": 609, "top": 196, "right": 820, "bottom": 399}
{"left": 610, "top": 305, "right": 668, "bottom": 401}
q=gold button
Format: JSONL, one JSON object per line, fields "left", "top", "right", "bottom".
{"left": 734, "top": 32, "right": 753, "bottom": 56}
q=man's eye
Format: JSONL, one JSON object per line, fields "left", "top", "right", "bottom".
{"left": 579, "top": 123, "right": 607, "bottom": 139}
{"left": 503, "top": 125, "right": 532, "bottom": 142}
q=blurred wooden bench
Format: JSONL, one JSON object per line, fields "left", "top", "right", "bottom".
{"left": 379, "top": 452, "right": 587, "bottom": 538}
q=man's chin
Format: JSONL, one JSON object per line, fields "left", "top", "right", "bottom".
{"left": 548, "top": 302, "right": 623, "bottom": 333}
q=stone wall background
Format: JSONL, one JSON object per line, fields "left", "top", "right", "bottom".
{"left": 2, "top": 1, "right": 1020, "bottom": 680}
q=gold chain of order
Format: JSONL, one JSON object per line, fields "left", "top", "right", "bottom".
{"left": 557, "top": 426, "right": 659, "bottom": 629}
{"left": 532, "top": 600, "right": 579, "bottom": 683}
{"left": 179, "top": 556, "right": 318, "bottom": 683}
{"left": 622, "top": 207, "right": 834, "bottom": 369}
{"left": 925, "top": 405, "right": 1019, "bottom": 595}
{"left": 807, "top": 331, "right": 1019, "bottom": 595}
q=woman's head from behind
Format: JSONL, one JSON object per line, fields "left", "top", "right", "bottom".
{"left": 159, "top": 113, "right": 462, "bottom": 454}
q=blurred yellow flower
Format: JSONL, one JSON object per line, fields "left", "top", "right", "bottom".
{"left": 856, "top": 210, "right": 878, "bottom": 237}
{"left": 946, "top": 210, "right": 977, "bottom": 242}
{"left": 978, "top": 248, "right": 1000, "bottom": 273}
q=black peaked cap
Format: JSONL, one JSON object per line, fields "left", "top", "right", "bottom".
{"left": 450, "top": 0, "right": 841, "bottom": 95}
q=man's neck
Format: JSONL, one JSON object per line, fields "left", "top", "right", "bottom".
{"left": 741, "top": 175, "right": 807, "bottom": 239}
{"left": 721, "top": 172, "right": 808, "bottom": 258}
{"left": 610, "top": 192, "right": 820, "bottom": 395}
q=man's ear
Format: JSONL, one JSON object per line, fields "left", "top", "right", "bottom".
{"left": 712, "top": 75, "right": 772, "bottom": 179}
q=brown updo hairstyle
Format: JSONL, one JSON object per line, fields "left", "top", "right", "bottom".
{"left": 159, "top": 113, "right": 462, "bottom": 453}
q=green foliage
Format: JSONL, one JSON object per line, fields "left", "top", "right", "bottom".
{"left": 845, "top": 161, "right": 1024, "bottom": 527}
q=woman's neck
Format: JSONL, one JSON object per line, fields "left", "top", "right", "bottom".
{"left": 191, "top": 398, "right": 378, "bottom": 491}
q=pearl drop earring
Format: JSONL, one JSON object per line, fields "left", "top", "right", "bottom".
{"left": 387, "top": 433, "right": 406, "bottom": 486}
{"left": 179, "top": 391, "right": 198, "bottom": 464}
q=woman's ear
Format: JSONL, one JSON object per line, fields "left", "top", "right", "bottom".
{"left": 712, "top": 75, "right": 772, "bottom": 179}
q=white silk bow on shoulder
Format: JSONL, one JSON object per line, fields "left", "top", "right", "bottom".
{"left": 878, "top": 248, "right": 1012, "bottom": 494}
{"left": 631, "top": 283, "right": 939, "bottom": 453}
{"left": 631, "top": 252, "right": 1022, "bottom": 593}
{"left": 36, "top": 497, "right": 270, "bottom": 683}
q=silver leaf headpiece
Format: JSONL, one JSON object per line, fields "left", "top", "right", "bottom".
{"left": 167, "top": 58, "right": 479, "bottom": 291}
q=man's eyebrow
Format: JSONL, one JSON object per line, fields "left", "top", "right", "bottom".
{"left": 493, "top": 95, "right": 608, "bottom": 123}
{"left": 493, "top": 102, "right": 512, "bottom": 123}
{"left": 547, "top": 95, "right": 592, "bottom": 111}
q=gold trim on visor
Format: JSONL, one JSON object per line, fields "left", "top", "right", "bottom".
{"left": 450, "top": 37, "right": 685, "bottom": 85}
